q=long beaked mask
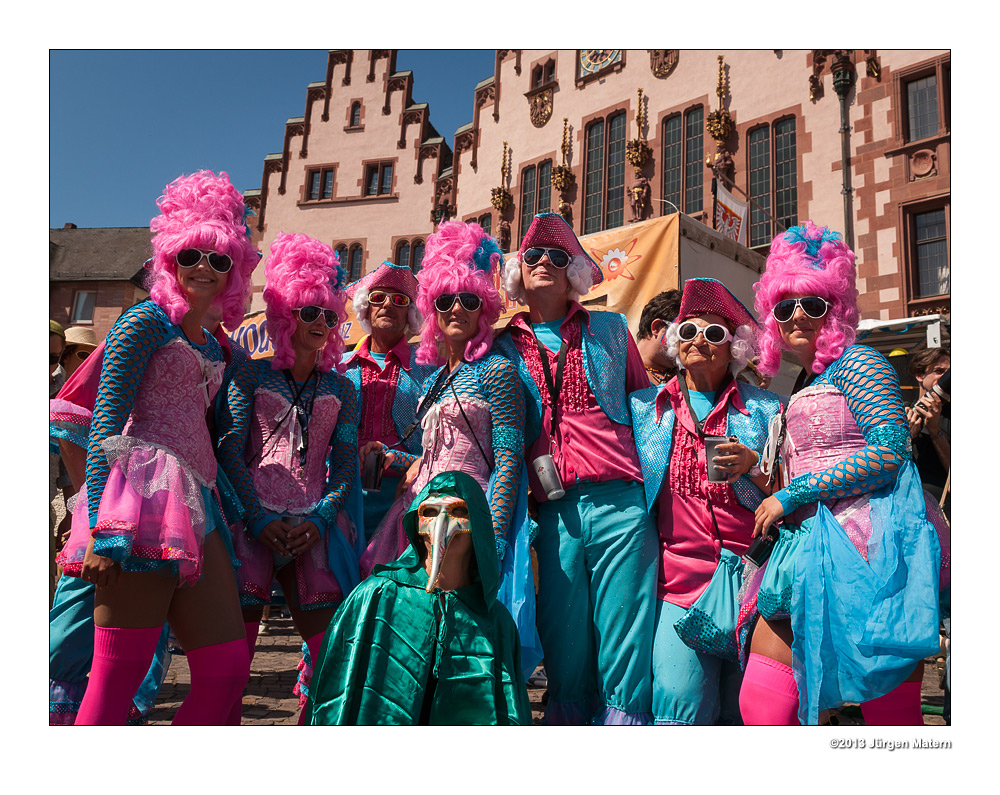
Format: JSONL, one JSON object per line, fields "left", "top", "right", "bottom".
{"left": 417, "top": 495, "right": 472, "bottom": 592}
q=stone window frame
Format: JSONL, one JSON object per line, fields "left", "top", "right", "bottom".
{"left": 898, "top": 193, "right": 950, "bottom": 311}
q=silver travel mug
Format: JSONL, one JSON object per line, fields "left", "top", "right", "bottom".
{"left": 533, "top": 453, "right": 565, "bottom": 500}
{"left": 703, "top": 435, "right": 737, "bottom": 483}
{"left": 362, "top": 449, "right": 386, "bottom": 492}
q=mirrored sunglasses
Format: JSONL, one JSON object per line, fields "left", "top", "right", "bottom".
{"left": 434, "top": 292, "right": 482, "bottom": 313}
{"left": 522, "top": 247, "right": 570, "bottom": 268}
{"left": 771, "top": 296, "right": 829, "bottom": 323}
{"left": 369, "top": 290, "right": 411, "bottom": 307}
{"left": 295, "top": 306, "right": 339, "bottom": 328}
{"left": 175, "top": 248, "right": 233, "bottom": 274}
{"left": 677, "top": 321, "right": 733, "bottom": 345}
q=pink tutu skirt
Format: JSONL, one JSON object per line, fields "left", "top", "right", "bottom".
{"left": 233, "top": 512, "right": 354, "bottom": 610}
{"left": 57, "top": 436, "right": 228, "bottom": 587}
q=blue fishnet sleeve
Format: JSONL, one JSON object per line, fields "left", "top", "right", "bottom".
{"left": 777, "top": 345, "right": 911, "bottom": 512}
{"left": 216, "top": 359, "right": 268, "bottom": 531}
{"left": 388, "top": 449, "right": 419, "bottom": 473}
{"left": 314, "top": 374, "right": 360, "bottom": 532}
{"left": 85, "top": 303, "right": 172, "bottom": 529}
{"left": 481, "top": 355, "right": 526, "bottom": 548}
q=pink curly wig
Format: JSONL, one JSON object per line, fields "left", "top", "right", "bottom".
{"left": 149, "top": 170, "right": 260, "bottom": 331}
{"left": 415, "top": 221, "right": 503, "bottom": 366}
{"left": 263, "top": 232, "right": 348, "bottom": 374}
{"left": 753, "top": 221, "right": 860, "bottom": 376}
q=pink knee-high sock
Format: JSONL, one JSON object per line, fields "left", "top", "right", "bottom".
{"left": 76, "top": 626, "right": 163, "bottom": 725}
{"left": 172, "top": 638, "right": 250, "bottom": 726}
{"left": 861, "top": 680, "right": 924, "bottom": 725}
{"left": 225, "top": 622, "right": 260, "bottom": 726}
{"left": 297, "top": 631, "right": 325, "bottom": 726}
{"left": 739, "top": 653, "right": 801, "bottom": 725}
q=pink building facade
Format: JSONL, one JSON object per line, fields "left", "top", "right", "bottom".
{"left": 247, "top": 49, "right": 950, "bottom": 323}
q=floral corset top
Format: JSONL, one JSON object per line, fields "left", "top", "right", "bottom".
{"left": 413, "top": 354, "right": 525, "bottom": 546}
{"left": 775, "top": 345, "right": 912, "bottom": 514}
{"left": 123, "top": 338, "right": 225, "bottom": 484}
{"left": 86, "top": 302, "right": 225, "bottom": 527}
{"left": 217, "top": 359, "right": 359, "bottom": 532}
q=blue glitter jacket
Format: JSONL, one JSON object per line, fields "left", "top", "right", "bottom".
{"left": 630, "top": 377, "right": 784, "bottom": 514}
{"left": 493, "top": 307, "right": 634, "bottom": 449}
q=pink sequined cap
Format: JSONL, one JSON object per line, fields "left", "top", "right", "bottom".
{"left": 518, "top": 212, "right": 603, "bottom": 287}
{"left": 676, "top": 277, "right": 759, "bottom": 328}
{"left": 344, "top": 260, "right": 418, "bottom": 301}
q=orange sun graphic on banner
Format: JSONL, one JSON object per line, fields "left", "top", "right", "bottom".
{"left": 590, "top": 238, "right": 641, "bottom": 281}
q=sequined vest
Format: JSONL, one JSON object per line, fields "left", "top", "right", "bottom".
{"left": 494, "top": 310, "right": 631, "bottom": 447}
{"left": 630, "top": 379, "right": 783, "bottom": 513}
{"left": 343, "top": 343, "right": 434, "bottom": 455}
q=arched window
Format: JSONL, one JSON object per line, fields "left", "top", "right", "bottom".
{"left": 661, "top": 105, "right": 706, "bottom": 218}
{"left": 478, "top": 213, "right": 492, "bottom": 237}
{"left": 411, "top": 240, "right": 425, "bottom": 274}
{"left": 396, "top": 240, "right": 410, "bottom": 270}
{"left": 335, "top": 244, "right": 349, "bottom": 271}
{"left": 583, "top": 112, "right": 626, "bottom": 234}
{"left": 350, "top": 102, "right": 361, "bottom": 127}
{"left": 348, "top": 244, "right": 363, "bottom": 282}
{"left": 746, "top": 117, "right": 797, "bottom": 247}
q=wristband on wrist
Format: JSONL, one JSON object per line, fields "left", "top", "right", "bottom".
{"left": 748, "top": 450, "right": 762, "bottom": 478}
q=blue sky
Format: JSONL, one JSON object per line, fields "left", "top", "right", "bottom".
{"left": 49, "top": 50, "right": 497, "bottom": 229}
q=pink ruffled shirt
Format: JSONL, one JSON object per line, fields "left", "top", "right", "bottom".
{"left": 654, "top": 377, "right": 755, "bottom": 608}
{"left": 508, "top": 303, "right": 646, "bottom": 500}
{"left": 344, "top": 335, "right": 413, "bottom": 449}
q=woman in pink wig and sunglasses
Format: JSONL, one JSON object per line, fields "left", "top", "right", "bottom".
{"left": 360, "top": 220, "right": 541, "bottom": 678}
{"left": 737, "top": 222, "right": 949, "bottom": 725}
{"left": 57, "top": 170, "right": 259, "bottom": 724}
{"left": 216, "top": 231, "right": 364, "bottom": 723}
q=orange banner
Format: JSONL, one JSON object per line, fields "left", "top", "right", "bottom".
{"left": 235, "top": 214, "right": 681, "bottom": 357}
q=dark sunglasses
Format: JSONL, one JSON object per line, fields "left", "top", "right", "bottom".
{"left": 677, "top": 321, "right": 732, "bottom": 345}
{"left": 434, "top": 292, "right": 482, "bottom": 313}
{"left": 771, "top": 296, "right": 829, "bottom": 323}
{"left": 295, "top": 306, "right": 339, "bottom": 328}
{"left": 369, "top": 290, "right": 411, "bottom": 307}
{"left": 50, "top": 353, "right": 60, "bottom": 365}
{"left": 175, "top": 248, "right": 234, "bottom": 274}
{"left": 522, "top": 247, "right": 570, "bottom": 268}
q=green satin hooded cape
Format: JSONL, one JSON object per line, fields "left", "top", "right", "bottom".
{"left": 306, "top": 471, "right": 532, "bottom": 725}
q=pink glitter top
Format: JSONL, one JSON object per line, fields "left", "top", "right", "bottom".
{"left": 654, "top": 377, "right": 755, "bottom": 608}
{"left": 509, "top": 302, "right": 646, "bottom": 499}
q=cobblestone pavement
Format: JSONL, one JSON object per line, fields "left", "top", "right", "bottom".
{"left": 147, "top": 613, "right": 945, "bottom": 726}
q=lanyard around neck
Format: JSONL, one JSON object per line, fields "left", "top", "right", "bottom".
{"left": 533, "top": 331, "right": 569, "bottom": 442}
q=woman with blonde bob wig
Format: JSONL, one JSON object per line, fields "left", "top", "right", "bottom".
{"left": 360, "top": 221, "right": 541, "bottom": 677}
{"left": 736, "top": 222, "right": 950, "bottom": 725}
{"left": 217, "top": 231, "right": 364, "bottom": 723}
{"left": 57, "top": 170, "right": 259, "bottom": 724}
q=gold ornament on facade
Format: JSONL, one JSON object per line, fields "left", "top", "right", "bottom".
{"left": 625, "top": 88, "right": 651, "bottom": 177}
{"left": 706, "top": 55, "right": 733, "bottom": 146}
{"left": 491, "top": 141, "right": 513, "bottom": 213}
{"left": 551, "top": 118, "right": 575, "bottom": 192}
{"left": 527, "top": 86, "right": 554, "bottom": 128}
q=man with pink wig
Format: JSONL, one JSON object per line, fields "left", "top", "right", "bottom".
{"left": 216, "top": 231, "right": 364, "bottom": 723}
{"left": 342, "top": 261, "right": 436, "bottom": 542}
{"left": 493, "top": 212, "right": 658, "bottom": 725}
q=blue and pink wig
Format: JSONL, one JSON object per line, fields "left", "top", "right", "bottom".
{"left": 415, "top": 221, "right": 503, "bottom": 366}
{"left": 149, "top": 170, "right": 260, "bottom": 331}
{"left": 263, "top": 232, "right": 348, "bottom": 374}
{"left": 754, "top": 221, "right": 860, "bottom": 376}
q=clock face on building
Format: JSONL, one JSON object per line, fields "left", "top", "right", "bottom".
{"left": 579, "top": 50, "right": 622, "bottom": 75}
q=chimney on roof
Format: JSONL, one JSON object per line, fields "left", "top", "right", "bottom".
{"left": 63, "top": 223, "right": 77, "bottom": 229}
